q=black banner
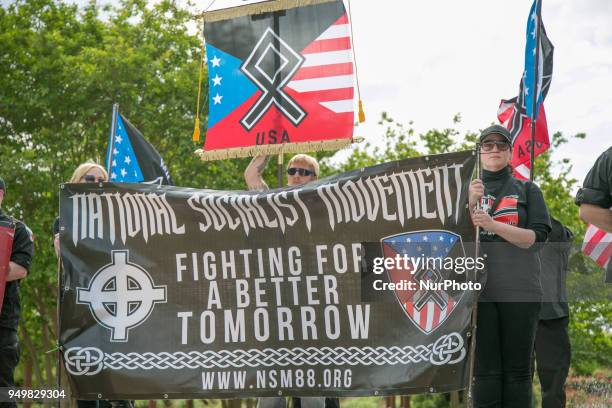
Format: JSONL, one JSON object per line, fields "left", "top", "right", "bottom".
{"left": 59, "top": 151, "right": 478, "bottom": 400}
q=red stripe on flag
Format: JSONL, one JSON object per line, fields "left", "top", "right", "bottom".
{"left": 446, "top": 298, "right": 455, "bottom": 316}
{"left": 432, "top": 302, "right": 441, "bottom": 329}
{"left": 584, "top": 228, "right": 607, "bottom": 255}
{"left": 302, "top": 38, "right": 351, "bottom": 54}
{"left": 299, "top": 87, "right": 354, "bottom": 102}
{"left": 405, "top": 301, "right": 413, "bottom": 318}
{"left": 333, "top": 14, "right": 349, "bottom": 25}
{"left": 292, "top": 63, "right": 354, "bottom": 80}
{"left": 596, "top": 241, "right": 612, "bottom": 267}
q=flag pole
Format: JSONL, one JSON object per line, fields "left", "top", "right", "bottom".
{"left": 529, "top": 0, "right": 542, "bottom": 181}
{"left": 107, "top": 103, "right": 119, "bottom": 173}
{"left": 272, "top": 12, "right": 284, "bottom": 190}
{"left": 277, "top": 153, "right": 284, "bottom": 188}
{"left": 55, "top": 251, "right": 62, "bottom": 408}
{"left": 466, "top": 146, "right": 481, "bottom": 408}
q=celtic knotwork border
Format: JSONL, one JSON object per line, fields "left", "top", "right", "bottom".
{"left": 65, "top": 333, "right": 466, "bottom": 375}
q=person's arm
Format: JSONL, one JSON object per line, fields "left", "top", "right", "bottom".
{"left": 54, "top": 233, "right": 60, "bottom": 257}
{"left": 53, "top": 217, "right": 60, "bottom": 258}
{"left": 472, "top": 211, "right": 536, "bottom": 248}
{"left": 7, "top": 261, "right": 27, "bottom": 281}
{"left": 244, "top": 155, "right": 270, "bottom": 192}
{"left": 8, "top": 221, "right": 34, "bottom": 281}
{"left": 472, "top": 180, "right": 551, "bottom": 249}
{"left": 579, "top": 204, "right": 612, "bottom": 233}
{"left": 575, "top": 148, "right": 612, "bottom": 229}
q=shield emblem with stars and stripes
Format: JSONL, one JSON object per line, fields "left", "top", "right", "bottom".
{"left": 200, "top": 0, "right": 355, "bottom": 159}
{"left": 381, "top": 230, "right": 467, "bottom": 335}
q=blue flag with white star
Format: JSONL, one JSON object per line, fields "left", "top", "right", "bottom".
{"left": 106, "top": 113, "right": 172, "bottom": 185}
{"left": 522, "top": 0, "right": 553, "bottom": 120}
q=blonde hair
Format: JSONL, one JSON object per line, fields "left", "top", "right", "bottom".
{"left": 70, "top": 161, "right": 108, "bottom": 183}
{"left": 287, "top": 154, "right": 319, "bottom": 178}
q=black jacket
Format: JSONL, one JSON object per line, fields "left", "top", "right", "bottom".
{"left": 539, "top": 217, "right": 573, "bottom": 319}
{"left": 575, "top": 145, "right": 612, "bottom": 209}
{"left": 479, "top": 167, "right": 551, "bottom": 302}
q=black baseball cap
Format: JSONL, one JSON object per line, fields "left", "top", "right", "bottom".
{"left": 0, "top": 177, "right": 5, "bottom": 192}
{"left": 479, "top": 124, "right": 513, "bottom": 145}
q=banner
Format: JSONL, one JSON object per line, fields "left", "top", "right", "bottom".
{"left": 59, "top": 151, "right": 479, "bottom": 400}
{"left": 198, "top": 0, "right": 355, "bottom": 160}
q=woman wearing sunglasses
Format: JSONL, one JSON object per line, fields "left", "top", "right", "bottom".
{"left": 469, "top": 125, "right": 551, "bottom": 407}
{"left": 53, "top": 162, "right": 108, "bottom": 257}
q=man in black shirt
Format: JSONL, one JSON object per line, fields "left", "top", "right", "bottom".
{"left": 0, "top": 177, "right": 34, "bottom": 408}
{"left": 576, "top": 146, "right": 612, "bottom": 232}
{"left": 534, "top": 217, "right": 573, "bottom": 408}
{"left": 575, "top": 146, "right": 612, "bottom": 281}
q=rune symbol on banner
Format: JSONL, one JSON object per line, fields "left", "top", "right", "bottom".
{"left": 240, "top": 27, "right": 307, "bottom": 130}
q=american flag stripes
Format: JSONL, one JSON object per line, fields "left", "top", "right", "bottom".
{"left": 382, "top": 231, "right": 463, "bottom": 334}
{"left": 288, "top": 14, "right": 354, "bottom": 115}
{"left": 583, "top": 224, "right": 612, "bottom": 269}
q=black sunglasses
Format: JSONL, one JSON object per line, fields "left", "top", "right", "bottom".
{"left": 287, "top": 167, "right": 315, "bottom": 177}
{"left": 83, "top": 175, "right": 106, "bottom": 183}
{"left": 481, "top": 141, "right": 511, "bottom": 152}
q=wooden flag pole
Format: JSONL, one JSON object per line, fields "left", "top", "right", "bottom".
{"left": 277, "top": 153, "right": 284, "bottom": 188}
{"left": 529, "top": 0, "right": 543, "bottom": 181}
{"left": 466, "top": 146, "right": 482, "bottom": 408}
{"left": 56, "top": 251, "right": 62, "bottom": 408}
{"left": 107, "top": 103, "right": 119, "bottom": 174}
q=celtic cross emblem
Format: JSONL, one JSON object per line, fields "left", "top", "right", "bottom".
{"left": 77, "top": 250, "right": 167, "bottom": 342}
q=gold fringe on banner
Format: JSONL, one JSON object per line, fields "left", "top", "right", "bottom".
{"left": 200, "top": 0, "right": 339, "bottom": 23}
{"left": 195, "top": 138, "right": 353, "bottom": 161}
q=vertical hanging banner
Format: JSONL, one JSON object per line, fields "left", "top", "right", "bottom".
{"left": 58, "top": 151, "right": 481, "bottom": 400}
{"left": 197, "top": 0, "right": 355, "bottom": 160}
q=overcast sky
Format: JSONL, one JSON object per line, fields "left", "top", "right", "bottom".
{"left": 344, "top": 0, "right": 611, "bottom": 189}
{"left": 170, "top": 0, "right": 612, "bottom": 187}
{"left": 19, "top": 0, "right": 611, "bottom": 188}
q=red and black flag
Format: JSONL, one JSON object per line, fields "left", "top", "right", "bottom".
{"left": 198, "top": 0, "right": 355, "bottom": 160}
{"left": 498, "top": 0, "right": 554, "bottom": 180}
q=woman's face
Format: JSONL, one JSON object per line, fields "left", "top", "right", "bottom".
{"left": 79, "top": 167, "right": 107, "bottom": 184}
{"left": 480, "top": 134, "right": 512, "bottom": 171}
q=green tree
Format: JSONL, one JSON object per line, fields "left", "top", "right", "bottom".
{"left": 1, "top": 0, "right": 609, "bottom": 403}
{"left": 0, "top": 0, "right": 218, "bottom": 390}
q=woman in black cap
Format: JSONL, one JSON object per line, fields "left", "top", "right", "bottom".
{"left": 469, "top": 125, "right": 551, "bottom": 407}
